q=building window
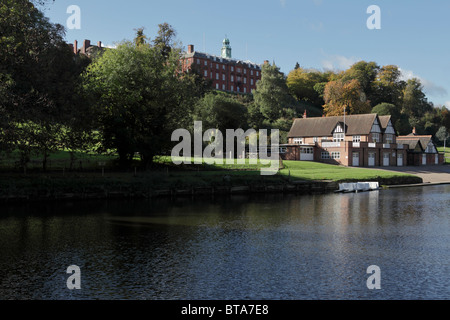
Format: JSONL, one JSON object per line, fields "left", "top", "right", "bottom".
{"left": 372, "top": 133, "right": 380, "bottom": 143}
{"left": 231, "top": 85, "right": 234, "bottom": 92}
{"left": 197, "top": 59, "right": 200, "bottom": 64}
{"left": 210, "top": 72, "right": 213, "bottom": 79}
{"left": 204, "top": 61, "right": 207, "bottom": 66}
{"left": 222, "top": 84, "right": 225, "bottom": 90}
{"left": 244, "top": 88, "right": 247, "bottom": 93}
{"left": 216, "top": 73, "right": 219, "bottom": 80}
{"left": 251, "top": 70, "right": 254, "bottom": 76}
{"left": 385, "top": 134, "right": 394, "bottom": 144}
{"left": 353, "top": 136, "right": 361, "bottom": 143}
{"left": 216, "top": 83, "right": 219, "bottom": 89}
{"left": 231, "top": 66, "right": 234, "bottom": 72}
{"left": 231, "top": 75, "right": 234, "bottom": 82}
{"left": 331, "top": 152, "right": 341, "bottom": 159}
{"left": 204, "top": 70, "right": 208, "bottom": 77}
{"left": 244, "top": 69, "right": 247, "bottom": 74}
{"left": 222, "top": 74, "right": 225, "bottom": 81}
{"left": 237, "top": 68, "right": 241, "bottom": 73}
{"left": 333, "top": 133, "right": 345, "bottom": 142}
{"left": 244, "top": 77, "right": 247, "bottom": 84}
{"left": 313, "top": 137, "right": 319, "bottom": 143}
{"left": 321, "top": 152, "right": 330, "bottom": 159}
{"left": 256, "top": 71, "right": 259, "bottom": 77}
{"left": 301, "top": 147, "right": 313, "bottom": 154}
{"left": 216, "top": 64, "right": 219, "bottom": 69}
{"left": 293, "top": 138, "right": 303, "bottom": 144}
{"left": 251, "top": 78, "right": 254, "bottom": 85}
{"left": 223, "top": 65, "right": 225, "bottom": 70}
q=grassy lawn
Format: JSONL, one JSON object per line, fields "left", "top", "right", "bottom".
{"left": 0, "top": 152, "right": 421, "bottom": 196}
{"left": 437, "top": 147, "right": 450, "bottom": 164}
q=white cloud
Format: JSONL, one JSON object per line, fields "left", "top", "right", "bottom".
{"left": 445, "top": 101, "right": 450, "bottom": 108}
{"left": 400, "top": 68, "right": 448, "bottom": 97}
{"left": 321, "top": 54, "right": 360, "bottom": 71}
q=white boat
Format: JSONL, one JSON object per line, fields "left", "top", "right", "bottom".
{"left": 336, "top": 182, "right": 380, "bottom": 193}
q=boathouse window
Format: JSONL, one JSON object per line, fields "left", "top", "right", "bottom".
{"left": 353, "top": 136, "right": 361, "bottom": 143}
{"left": 333, "top": 133, "right": 345, "bottom": 142}
{"left": 372, "top": 133, "right": 380, "bottom": 143}
{"left": 321, "top": 152, "right": 330, "bottom": 159}
{"left": 293, "top": 138, "right": 303, "bottom": 144}
{"left": 331, "top": 152, "right": 341, "bottom": 159}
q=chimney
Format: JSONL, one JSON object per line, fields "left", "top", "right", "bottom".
{"left": 264, "top": 60, "right": 269, "bottom": 65}
{"left": 303, "top": 110, "right": 307, "bottom": 118}
{"left": 187, "top": 45, "right": 194, "bottom": 53}
{"left": 74, "top": 40, "right": 78, "bottom": 54}
{"left": 412, "top": 127, "right": 416, "bottom": 135}
{"left": 97, "top": 41, "right": 102, "bottom": 48}
{"left": 82, "top": 39, "right": 90, "bottom": 54}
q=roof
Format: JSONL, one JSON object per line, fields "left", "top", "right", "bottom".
{"left": 396, "top": 138, "right": 424, "bottom": 152}
{"left": 378, "top": 115, "right": 392, "bottom": 129}
{"left": 182, "top": 51, "right": 261, "bottom": 69}
{"left": 397, "top": 135, "right": 434, "bottom": 151}
{"left": 287, "top": 114, "right": 380, "bottom": 138}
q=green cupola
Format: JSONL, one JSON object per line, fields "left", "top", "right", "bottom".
{"left": 221, "top": 37, "right": 232, "bottom": 59}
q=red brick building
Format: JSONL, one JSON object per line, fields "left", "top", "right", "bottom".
{"left": 180, "top": 38, "right": 263, "bottom": 94}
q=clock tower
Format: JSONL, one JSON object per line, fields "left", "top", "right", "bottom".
{"left": 221, "top": 37, "right": 232, "bottom": 59}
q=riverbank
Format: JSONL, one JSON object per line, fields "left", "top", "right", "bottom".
{"left": 0, "top": 161, "right": 423, "bottom": 203}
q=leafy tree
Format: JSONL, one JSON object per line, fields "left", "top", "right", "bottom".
{"left": 436, "top": 126, "right": 450, "bottom": 150}
{"left": 401, "top": 78, "right": 432, "bottom": 118}
{"left": 371, "top": 65, "right": 405, "bottom": 107}
{"left": 253, "top": 62, "right": 296, "bottom": 123}
{"left": 0, "top": 0, "right": 92, "bottom": 170}
{"left": 194, "top": 93, "right": 248, "bottom": 133}
{"left": 286, "top": 68, "right": 328, "bottom": 108}
{"left": 83, "top": 30, "right": 200, "bottom": 168}
{"left": 294, "top": 62, "right": 300, "bottom": 70}
{"left": 342, "top": 61, "right": 379, "bottom": 105}
{"left": 322, "top": 79, "right": 371, "bottom": 116}
{"left": 153, "top": 22, "right": 177, "bottom": 58}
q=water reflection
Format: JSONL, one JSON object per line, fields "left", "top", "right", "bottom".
{"left": 0, "top": 185, "right": 449, "bottom": 300}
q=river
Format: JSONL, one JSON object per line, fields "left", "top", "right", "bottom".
{"left": 0, "top": 185, "right": 449, "bottom": 300}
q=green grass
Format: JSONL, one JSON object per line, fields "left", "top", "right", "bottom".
{"left": 437, "top": 147, "right": 450, "bottom": 164}
{"left": 279, "top": 161, "right": 416, "bottom": 182}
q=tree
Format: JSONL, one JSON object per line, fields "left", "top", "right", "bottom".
{"left": 401, "top": 78, "right": 432, "bottom": 118}
{"left": 0, "top": 0, "right": 92, "bottom": 170}
{"left": 253, "top": 62, "right": 296, "bottom": 123}
{"left": 134, "top": 27, "right": 148, "bottom": 47}
{"left": 342, "top": 61, "right": 379, "bottom": 105}
{"left": 322, "top": 79, "right": 371, "bottom": 116}
{"left": 294, "top": 62, "right": 300, "bottom": 70}
{"left": 286, "top": 68, "right": 328, "bottom": 108}
{"left": 153, "top": 22, "right": 177, "bottom": 58}
{"left": 371, "top": 65, "right": 405, "bottom": 107}
{"left": 194, "top": 93, "right": 248, "bottom": 133}
{"left": 436, "top": 126, "right": 450, "bottom": 152}
{"left": 83, "top": 29, "right": 201, "bottom": 168}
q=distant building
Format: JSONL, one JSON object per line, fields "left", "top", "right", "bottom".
{"left": 68, "top": 39, "right": 104, "bottom": 57}
{"left": 181, "top": 38, "right": 264, "bottom": 94}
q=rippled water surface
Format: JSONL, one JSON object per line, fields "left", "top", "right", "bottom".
{"left": 0, "top": 186, "right": 449, "bottom": 300}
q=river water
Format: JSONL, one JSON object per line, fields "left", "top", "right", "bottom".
{"left": 0, "top": 186, "right": 449, "bottom": 300}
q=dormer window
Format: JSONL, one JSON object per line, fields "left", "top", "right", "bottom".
{"left": 293, "top": 138, "right": 303, "bottom": 145}
{"left": 333, "top": 133, "right": 344, "bottom": 142}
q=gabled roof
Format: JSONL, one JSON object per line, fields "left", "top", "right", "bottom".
{"left": 287, "top": 114, "right": 379, "bottom": 138}
{"left": 378, "top": 115, "right": 392, "bottom": 130}
{"left": 396, "top": 138, "right": 425, "bottom": 152}
{"left": 397, "top": 133, "right": 437, "bottom": 151}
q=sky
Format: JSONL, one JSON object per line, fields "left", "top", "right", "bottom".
{"left": 42, "top": 0, "right": 450, "bottom": 108}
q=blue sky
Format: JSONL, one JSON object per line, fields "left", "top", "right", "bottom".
{"left": 43, "top": 0, "right": 450, "bottom": 108}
